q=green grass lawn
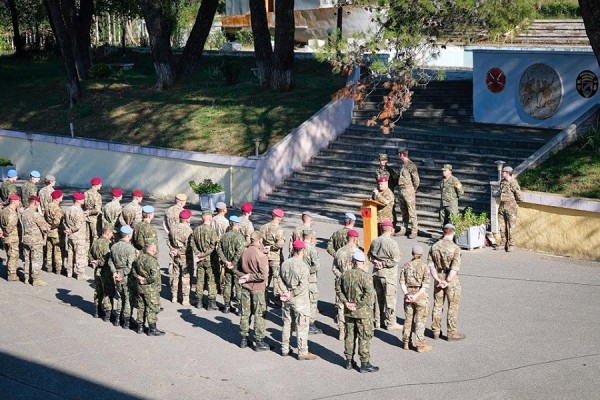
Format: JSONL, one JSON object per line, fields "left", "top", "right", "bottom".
{"left": 0, "top": 51, "right": 346, "bottom": 156}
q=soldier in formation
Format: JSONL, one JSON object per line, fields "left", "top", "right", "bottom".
{"left": 132, "top": 242, "right": 166, "bottom": 336}
{"left": 84, "top": 177, "right": 103, "bottom": 250}
{"left": 218, "top": 215, "right": 245, "bottom": 314}
{"left": 439, "top": 164, "right": 464, "bottom": 226}
{"left": 0, "top": 169, "right": 18, "bottom": 207}
{"left": 289, "top": 211, "right": 313, "bottom": 257}
{"left": 64, "top": 192, "right": 89, "bottom": 280}
{"left": 38, "top": 174, "right": 56, "bottom": 213}
{"left": 326, "top": 212, "right": 356, "bottom": 257}
{"left": 21, "top": 195, "right": 49, "bottom": 286}
{"left": 109, "top": 225, "right": 137, "bottom": 329}
{"left": 89, "top": 226, "right": 114, "bottom": 320}
{"left": 259, "top": 208, "right": 285, "bottom": 306}
{"left": 332, "top": 229, "right": 360, "bottom": 340}
{"left": 397, "top": 148, "right": 420, "bottom": 238}
{"left": 21, "top": 171, "right": 41, "bottom": 209}
{"left": 0, "top": 194, "right": 21, "bottom": 280}
{"left": 239, "top": 202, "right": 255, "bottom": 245}
{"left": 302, "top": 228, "right": 322, "bottom": 335}
{"left": 121, "top": 190, "right": 143, "bottom": 228}
{"left": 496, "top": 165, "right": 523, "bottom": 252}
{"left": 191, "top": 210, "right": 219, "bottom": 310}
{"left": 102, "top": 188, "right": 123, "bottom": 234}
{"left": 167, "top": 209, "right": 193, "bottom": 306}
{"left": 44, "top": 190, "right": 65, "bottom": 275}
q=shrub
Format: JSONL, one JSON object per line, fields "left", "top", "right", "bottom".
{"left": 0, "top": 157, "right": 13, "bottom": 167}
{"left": 189, "top": 179, "right": 224, "bottom": 194}
{"left": 234, "top": 29, "right": 254, "bottom": 47}
{"left": 450, "top": 207, "right": 489, "bottom": 237}
{"left": 89, "top": 63, "right": 113, "bottom": 79}
{"left": 206, "top": 30, "right": 227, "bottom": 50}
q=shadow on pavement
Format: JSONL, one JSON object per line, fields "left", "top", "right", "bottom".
{"left": 178, "top": 309, "right": 239, "bottom": 346}
{"left": 266, "top": 327, "right": 345, "bottom": 366}
{"left": 55, "top": 288, "right": 95, "bottom": 316}
{"left": 374, "top": 329, "right": 403, "bottom": 347}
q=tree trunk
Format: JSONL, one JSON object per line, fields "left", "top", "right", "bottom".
{"left": 271, "top": 0, "right": 295, "bottom": 92}
{"left": 249, "top": 0, "right": 273, "bottom": 87}
{"left": 176, "top": 0, "right": 219, "bottom": 80}
{"left": 121, "top": 17, "right": 126, "bottom": 55}
{"left": 138, "top": 0, "right": 176, "bottom": 90}
{"left": 579, "top": 0, "right": 600, "bottom": 68}
{"left": 75, "top": 0, "right": 93, "bottom": 79}
{"left": 108, "top": 13, "right": 113, "bottom": 44}
{"left": 6, "top": 0, "right": 24, "bottom": 56}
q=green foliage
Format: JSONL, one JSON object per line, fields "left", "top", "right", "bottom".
{"left": 0, "top": 157, "right": 13, "bottom": 167}
{"left": 89, "top": 63, "right": 113, "bottom": 79}
{"left": 234, "top": 29, "right": 254, "bottom": 47}
{"left": 579, "top": 127, "right": 600, "bottom": 154}
{"left": 189, "top": 179, "right": 223, "bottom": 194}
{"left": 450, "top": 207, "right": 489, "bottom": 237}
{"left": 206, "top": 30, "right": 227, "bottom": 50}
{"left": 220, "top": 61, "right": 242, "bottom": 85}
{"left": 537, "top": 0, "right": 581, "bottom": 18}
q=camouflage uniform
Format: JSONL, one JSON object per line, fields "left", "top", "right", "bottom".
{"left": 238, "top": 243, "right": 269, "bottom": 341}
{"left": 21, "top": 182, "right": 38, "bottom": 209}
{"left": 132, "top": 252, "right": 162, "bottom": 325}
{"left": 217, "top": 229, "right": 245, "bottom": 307}
{"left": 89, "top": 237, "right": 114, "bottom": 313}
{"left": 397, "top": 160, "right": 420, "bottom": 233}
{"left": 167, "top": 221, "right": 193, "bottom": 303}
{"left": 191, "top": 224, "right": 218, "bottom": 303}
{"left": 109, "top": 240, "right": 137, "bottom": 322}
{"left": 376, "top": 165, "right": 399, "bottom": 226}
{"left": 84, "top": 187, "right": 102, "bottom": 246}
{"left": 38, "top": 186, "right": 54, "bottom": 213}
{"left": 212, "top": 214, "right": 230, "bottom": 293}
{"left": 336, "top": 266, "right": 375, "bottom": 363}
{"left": 400, "top": 257, "right": 430, "bottom": 347}
{"left": 63, "top": 204, "right": 88, "bottom": 277}
{"left": 21, "top": 208, "right": 50, "bottom": 283}
{"left": 132, "top": 220, "right": 160, "bottom": 307}
{"left": 120, "top": 202, "right": 142, "bottom": 228}
{"left": 373, "top": 187, "right": 395, "bottom": 223}
{"left": 239, "top": 216, "right": 254, "bottom": 246}
{"left": 289, "top": 224, "right": 310, "bottom": 257}
{"left": 0, "top": 180, "right": 18, "bottom": 206}
{"left": 44, "top": 202, "right": 65, "bottom": 274}
{"left": 102, "top": 199, "right": 123, "bottom": 234}
{"left": 369, "top": 234, "right": 401, "bottom": 329}
{"left": 277, "top": 256, "right": 311, "bottom": 356}
{"left": 428, "top": 237, "right": 462, "bottom": 337}
{"left": 163, "top": 204, "right": 184, "bottom": 235}
{"left": 303, "top": 243, "right": 320, "bottom": 325}
{"left": 0, "top": 206, "right": 20, "bottom": 279}
{"left": 333, "top": 243, "right": 359, "bottom": 333}
{"left": 498, "top": 178, "right": 523, "bottom": 249}
{"left": 440, "top": 175, "right": 464, "bottom": 226}
{"left": 259, "top": 221, "right": 285, "bottom": 297}
{"left": 326, "top": 227, "right": 349, "bottom": 257}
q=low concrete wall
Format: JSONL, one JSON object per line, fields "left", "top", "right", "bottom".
{"left": 518, "top": 191, "right": 600, "bottom": 261}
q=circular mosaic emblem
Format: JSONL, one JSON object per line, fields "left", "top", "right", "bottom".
{"left": 519, "top": 63, "right": 562, "bottom": 120}
{"left": 576, "top": 70, "right": 599, "bottom": 98}
{"left": 486, "top": 67, "right": 506, "bottom": 93}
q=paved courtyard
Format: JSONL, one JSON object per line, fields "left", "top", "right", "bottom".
{"left": 1, "top": 196, "right": 599, "bottom": 400}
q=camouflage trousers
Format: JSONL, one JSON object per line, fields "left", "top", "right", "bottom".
{"left": 114, "top": 276, "right": 131, "bottom": 319}
{"left": 440, "top": 203, "right": 459, "bottom": 226}
{"left": 432, "top": 277, "right": 461, "bottom": 336}
{"left": 223, "top": 270, "right": 241, "bottom": 305}
{"left": 137, "top": 284, "right": 160, "bottom": 325}
{"left": 398, "top": 191, "right": 418, "bottom": 232}
{"left": 498, "top": 204, "right": 518, "bottom": 248}
{"left": 45, "top": 235, "right": 64, "bottom": 273}
{"left": 22, "top": 242, "right": 43, "bottom": 282}
{"left": 94, "top": 266, "right": 115, "bottom": 312}
{"left": 344, "top": 316, "right": 373, "bottom": 363}
{"left": 267, "top": 256, "right": 282, "bottom": 297}
{"left": 3, "top": 239, "right": 19, "bottom": 278}
{"left": 196, "top": 260, "right": 217, "bottom": 300}
{"left": 86, "top": 217, "right": 99, "bottom": 248}
{"left": 170, "top": 254, "right": 191, "bottom": 302}
{"left": 373, "top": 276, "right": 398, "bottom": 328}
{"left": 239, "top": 287, "right": 266, "bottom": 340}
{"left": 335, "top": 280, "right": 346, "bottom": 331}
{"left": 308, "top": 278, "right": 319, "bottom": 324}
{"left": 403, "top": 288, "right": 429, "bottom": 346}
{"left": 66, "top": 237, "right": 87, "bottom": 276}
{"left": 281, "top": 301, "right": 310, "bottom": 356}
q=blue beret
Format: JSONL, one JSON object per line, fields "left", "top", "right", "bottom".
{"left": 229, "top": 215, "right": 241, "bottom": 223}
{"left": 344, "top": 212, "right": 356, "bottom": 221}
{"left": 30, "top": 170, "right": 41, "bottom": 178}
{"left": 142, "top": 205, "right": 154, "bottom": 214}
{"left": 7, "top": 169, "right": 17, "bottom": 178}
{"left": 120, "top": 225, "right": 133, "bottom": 235}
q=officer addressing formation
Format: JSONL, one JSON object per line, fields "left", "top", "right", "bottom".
{"left": 2, "top": 150, "right": 512, "bottom": 365}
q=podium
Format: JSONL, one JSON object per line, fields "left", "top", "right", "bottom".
{"left": 361, "top": 199, "right": 385, "bottom": 255}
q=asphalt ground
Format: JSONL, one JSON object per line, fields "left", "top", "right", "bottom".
{"left": 1, "top": 191, "right": 599, "bottom": 400}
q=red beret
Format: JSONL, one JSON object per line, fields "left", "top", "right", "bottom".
{"left": 292, "top": 240, "right": 305, "bottom": 250}
{"left": 347, "top": 229, "right": 359, "bottom": 238}
{"left": 377, "top": 176, "right": 389, "bottom": 183}
{"left": 179, "top": 209, "right": 192, "bottom": 219}
{"left": 29, "top": 195, "right": 40, "bottom": 202}
{"left": 8, "top": 194, "right": 20, "bottom": 201}
{"left": 73, "top": 192, "right": 85, "bottom": 201}
{"left": 90, "top": 177, "right": 102, "bottom": 185}
{"left": 111, "top": 188, "right": 123, "bottom": 197}
{"left": 380, "top": 220, "right": 393, "bottom": 228}
{"left": 50, "top": 190, "right": 63, "bottom": 199}
{"left": 241, "top": 203, "right": 253, "bottom": 213}
{"left": 132, "top": 190, "right": 143, "bottom": 198}
{"left": 272, "top": 208, "right": 284, "bottom": 218}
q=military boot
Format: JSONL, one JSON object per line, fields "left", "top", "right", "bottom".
{"left": 32, "top": 278, "right": 47, "bottom": 287}
{"left": 432, "top": 331, "right": 440, "bottom": 340}
{"left": 447, "top": 332, "right": 466, "bottom": 341}
{"left": 403, "top": 340, "right": 410, "bottom": 350}
{"left": 7, "top": 273, "right": 19, "bottom": 282}
{"left": 122, "top": 318, "right": 130, "bottom": 330}
{"left": 136, "top": 324, "right": 144, "bottom": 334}
{"left": 147, "top": 323, "right": 166, "bottom": 336}
{"left": 345, "top": 359, "right": 356, "bottom": 370}
{"left": 102, "top": 309, "right": 111, "bottom": 322}
{"left": 416, "top": 343, "right": 433, "bottom": 353}
{"left": 181, "top": 296, "right": 190, "bottom": 306}
{"left": 222, "top": 303, "right": 231, "bottom": 314}
{"left": 93, "top": 304, "right": 100, "bottom": 319}
{"left": 207, "top": 299, "right": 219, "bottom": 311}
{"left": 254, "top": 340, "right": 270, "bottom": 352}
{"left": 298, "top": 352, "right": 318, "bottom": 361}
{"left": 171, "top": 292, "right": 178, "bottom": 303}
{"left": 112, "top": 312, "right": 121, "bottom": 326}
{"left": 309, "top": 324, "right": 322, "bottom": 335}
{"left": 240, "top": 337, "right": 248, "bottom": 349}
{"left": 359, "top": 362, "right": 379, "bottom": 373}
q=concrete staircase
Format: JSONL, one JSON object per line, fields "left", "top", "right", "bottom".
{"left": 512, "top": 19, "right": 590, "bottom": 46}
{"left": 254, "top": 80, "right": 557, "bottom": 233}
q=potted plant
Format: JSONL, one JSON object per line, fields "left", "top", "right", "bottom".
{"left": 0, "top": 157, "right": 14, "bottom": 181}
{"left": 450, "top": 207, "right": 490, "bottom": 250}
{"left": 189, "top": 178, "right": 225, "bottom": 211}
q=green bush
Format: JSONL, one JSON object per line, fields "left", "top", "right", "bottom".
{"left": 189, "top": 179, "right": 223, "bottom": 194}
{"left": 220, "top": 61, "right": 242, "bottom": 85}
{"left": 206, "top": 30, "right": 227, "bottom": 50}
{"left": 537, "top": 1, "right": 580, "bottom": 18}
{"left": 0, "top": 157, "right": 13, "bottom": 167}
{"left": 450, "top": 207, "right": 489, "bottom": 237}
{"left": 89, "top": 63, "right": 113, "bottom": 79}
{"left": 234, "top": 29, "right": 254, "bottom": 47}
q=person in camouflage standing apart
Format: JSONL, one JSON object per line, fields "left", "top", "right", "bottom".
{"left": 326, "top": 212, "right": 356, "bottom": 258}
{"left": 102, "top": 188, "right": 123, "bottom": 234}
{"left": 276, "top": 240, "right": 318, "bottom": 361}
{"left": 429, "top": 223, "right": 465, "bottom": 341}
{"left": 21, "top": 195, "right": 50, "bottom": 286}
{"left": 332, "top": 229, "right": 360, "bottom": 340}
{"left": 439, "top": 164, "right": 464, "bottom": 226}
{"left": 218, "top": 215, "right": 245, "bottom": 314}
{"left": 38, "top": 175, "right": 56, "bottom": 213}
{"left": 397, "top": 148, "right": 420, "bottom": 238}
{"left": 167, "top": 209, "right": 193, "bottom": 305}
{"left": 496, "top": 166, "right": 523, "bottom": 252}
{"left": 400, "top": 245, "right": 432, "bottom": 353}
{"left": 109, "top": 225, "right": 137, "bottom": 329}
{"left": 372, "top": 176, "right": 395, "bottom": 231}
{"left": 336, "top": 250, "right": 379, "bottom": 373}
{"left": 132, "top": 242, "right": 166, "bottom": 336}
{"left": 235, "top": 231, "right": 269, "bottom": 351}
{"left": 64, "top": 192, "right": 90, "bottom": 280}
{"left": 211, "top": 202, "right": 229, "bottom": 295}
{"left": 259, "top": 208, "right": 285, "bottom": 307}
{"left": 375, "top": 154, "right": 399, "bottom": 231}
{"left": 84, "top": 177, "right": 103, "bottom": 249}
{"left": 0, "top": 169, "right": 19, "bottom": 207}
{"left": 89, "top": 226, "right": 114, "bottom": 320}
{"left": 191, "top": 210, "right": 219, "bottom": 310}
{"left": 289, "top": 211, "right": 313, "bottom": 257}
{"left": 120, "top": 190, "right": 143, "bottom": 228}
{"left": 301, "top": 228, "right": 322, "bottom": 335}
{"left": 21, "top": 171, "right": 41, "bottom": 209}
{"left": 369, "top": 220, "right": 402, "bottom": 331}
{"left": 162, "top": 193, "right": 187, "bottom": 235}
{"left": 0, "top": 194, "right": 20, "bottom": 281}
{"left": 44, "top": 190, "right": 65, "bottom": 274}
{"left": 239, "top": 203, "right": 255, "bottom": 246}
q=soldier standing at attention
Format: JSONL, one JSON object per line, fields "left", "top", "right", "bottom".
{"left": 38, "top": 175, "right": 56, "bottom": 213}
{"left": 0, "top": 194, "right": 20, "bottom": 281}
{"left": 212, "top": 202, "right": 229, "bottom": 294}
{"left": 397, "top": 148, "right": 420, "bottom": 238}
{"left": 400, "top": 245, "right": 432, "bottom": 352}
{"left": 21, "top": 195, "right": 50, "bottom": 286}
{"left": 239, "top": 203, "right": 255, "bottom": 246}
{"left": 132, "top": 205, "right": 158, "bottom": 252}
{"left": 21, "top": 171, "right": 41, "bottom": 209}
{"left": 289, "top": 211, "right": 313, "bottom": 257}
{"left": 120, "top": 190, "right": 144, "bottom": 228}
{"left": 277, "top": 240, "right": 318, "bottom": 360}
{"left": 369, "top": 220, "right": 402, "bottom": 331}
{"left": 132, "top": 242, "right": 166, "bottom": 336}
{"left": 259, "top": 208, "right": 285, "bottom": 307}
{"left": 429, "top": 223, "right": 465, "bottom": 341}
{"left": 218, "top": 215, "right": 245, "bottom": 314}
{"left": 302, "top": 228, "right": 322, "bottom": 335}
{"left": 109, "top": 225, "right": 137, "bottom": 329}
{"left": 64, "top": 192, "right": 89, "bottom": 280}
{"left": 326, "top": 212, "right": 356, "bottom": 257}
{"left": 191, "top": 210, "right": 219, "bottom": 310}
{"left": 167, "top": 209, "right": 193, "bottom": 305}
{"left": 44, "top": 190, "right": 65, "bottom": 275}
{"left": 496, "top": 166, "right": 523, "bottom": 252}
{"left": 84, "top": 177, "right": 103, "bottom": 249}
{"left": 89, "top": 226, "right": 114, "bottom": 320}
{"left": 332, "top": 229, "right": 360, "bottom": 340}
{"left": 0, "top": 169, "right": 19, "bottom": 207}
{"left": 439, "top": 164, "right": 464, "bottom": 226}
{"left": 236, "top": 231, "right": 269, "bottom": 351}
{"left": 376, "top": 153, "right": 399, "bottom": 231}
{"left": 336, "top": 250, "right": 378, "bottom": 373}
{"left": 163, "top": 193, "right": 187, "bottom": 235}
{"left": 372, "top": 176, "right": 395, "bottom": 230}
{"left": 102, "top": 188, "right": 123, "bottom": 234}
